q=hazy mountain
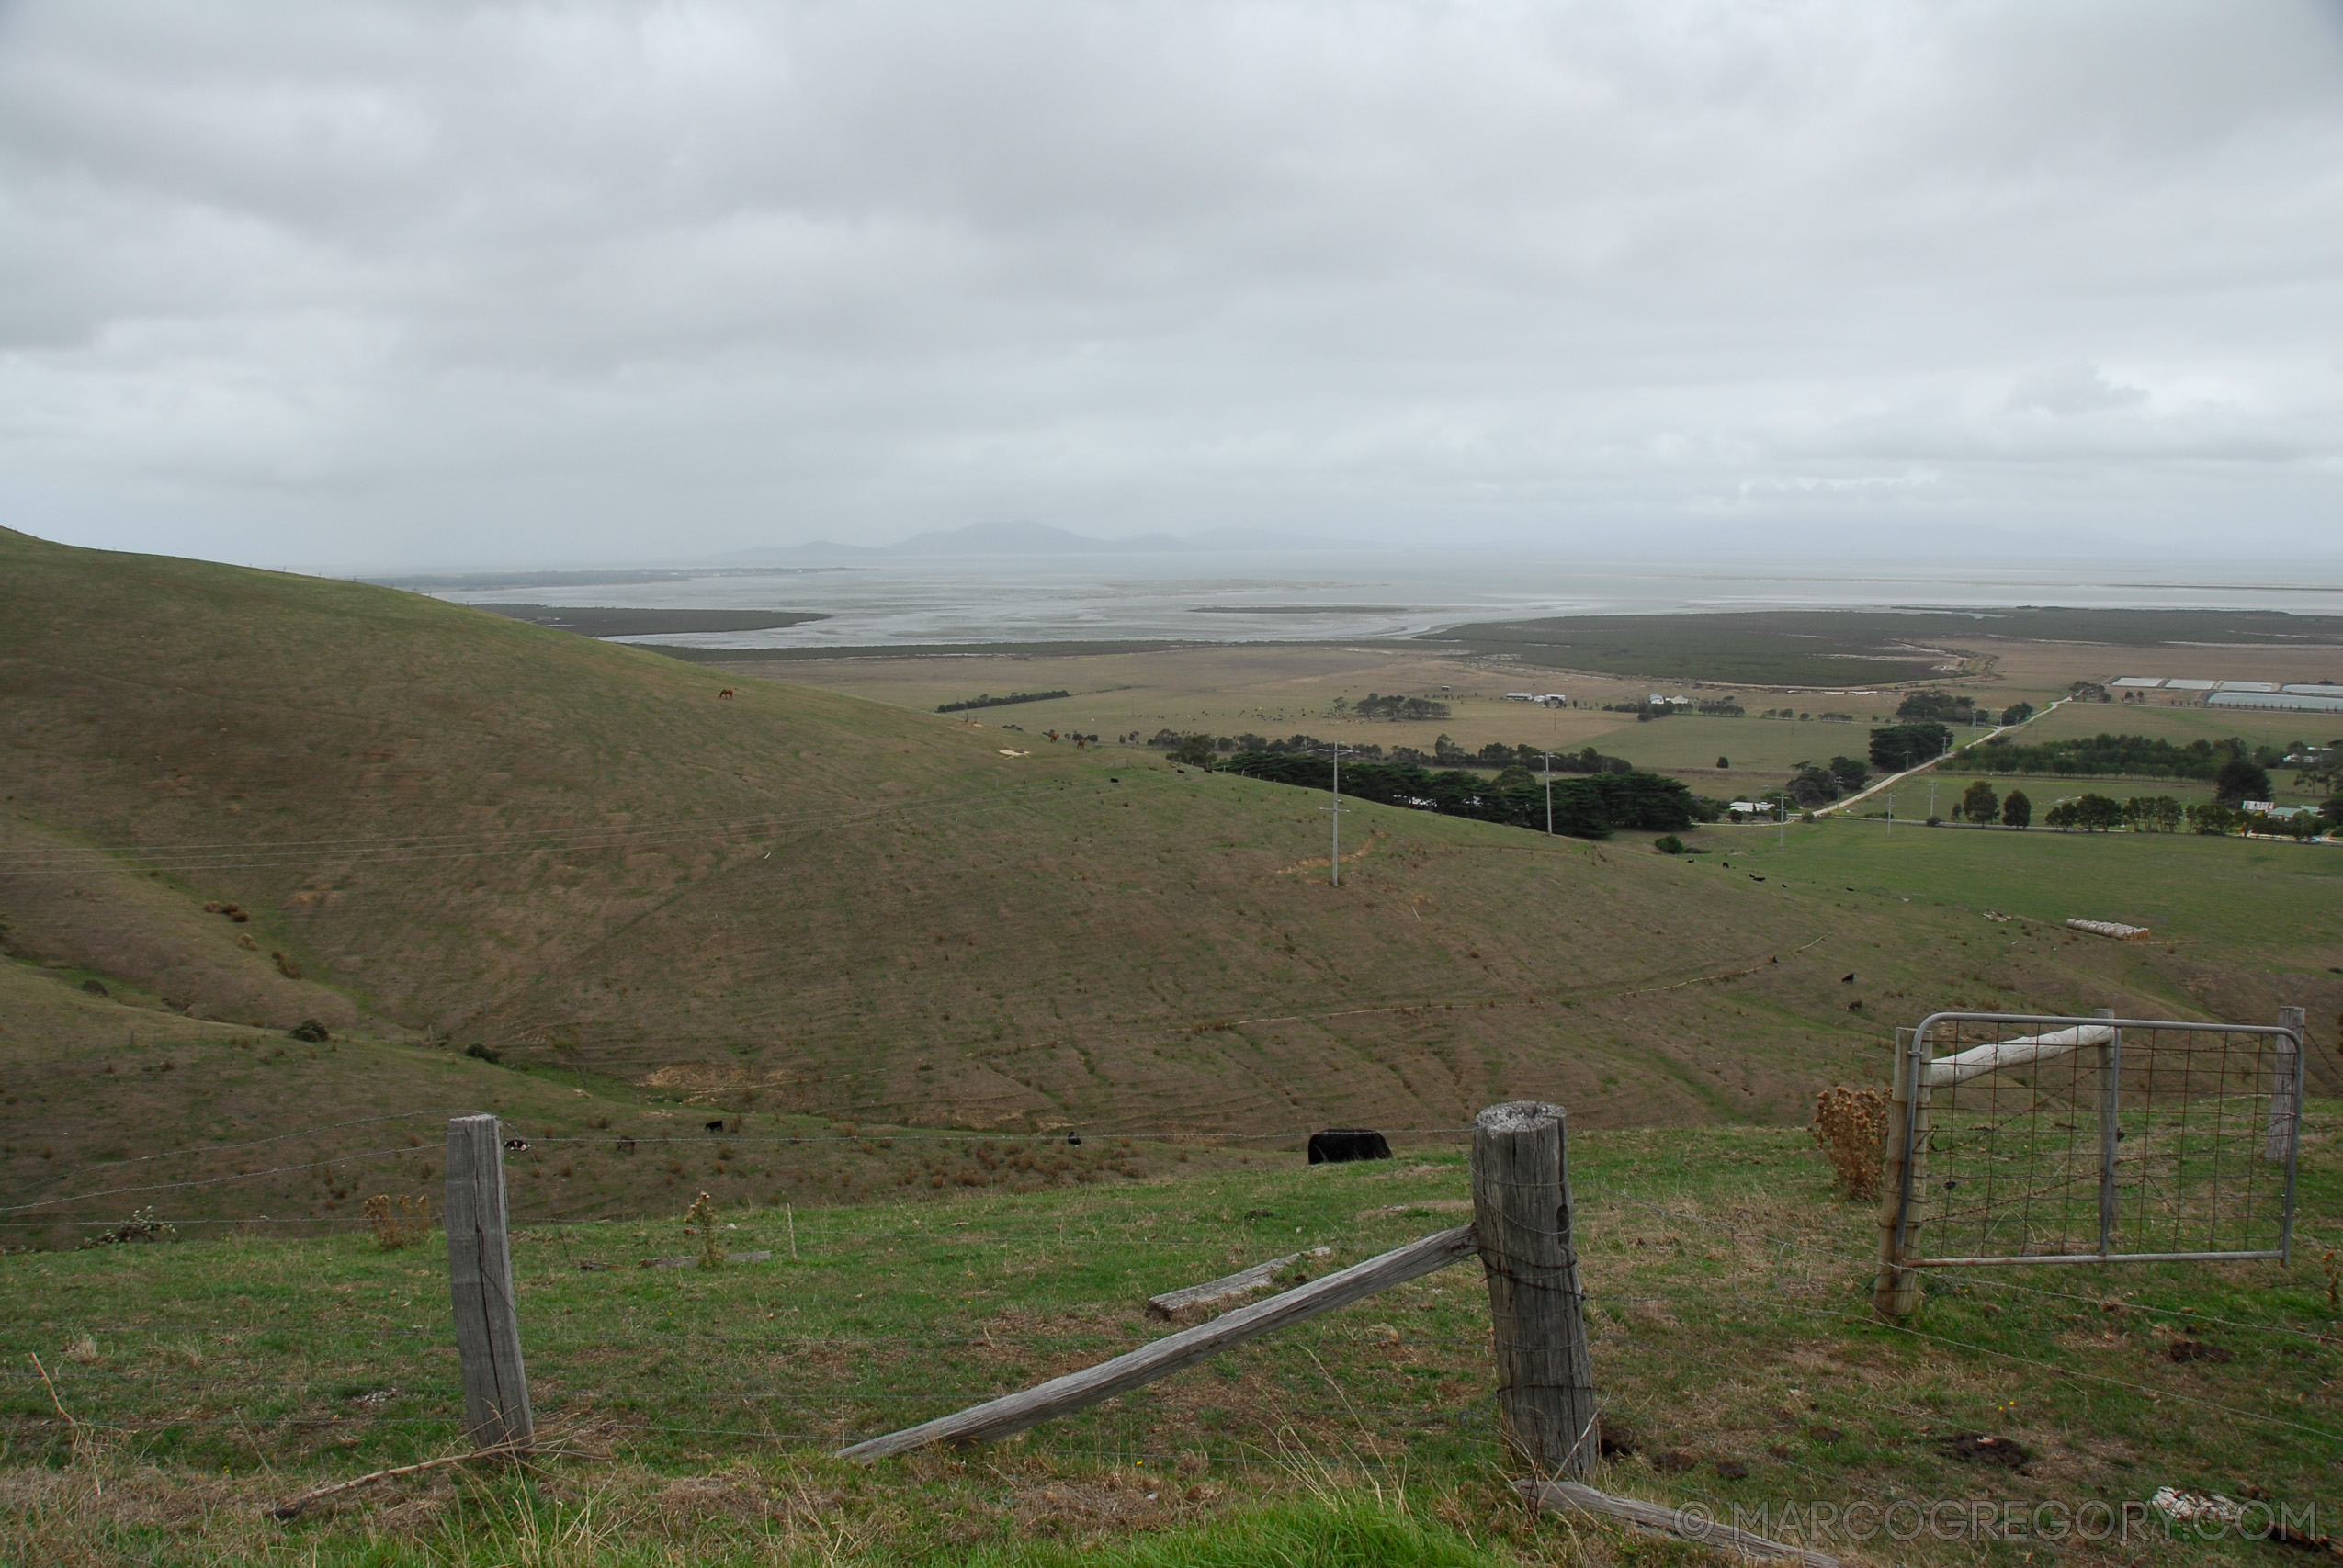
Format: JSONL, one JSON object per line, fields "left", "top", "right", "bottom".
{"left": 737, "top": 522, "right": 1332, "bottom": 561}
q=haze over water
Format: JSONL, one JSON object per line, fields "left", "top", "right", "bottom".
{"left": 424, "top": 556, "right": 2343, "bottom": 653}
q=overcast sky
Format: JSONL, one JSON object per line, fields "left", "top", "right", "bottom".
{"left": 3, "top": 1, "right": 2340, "bottom": 569}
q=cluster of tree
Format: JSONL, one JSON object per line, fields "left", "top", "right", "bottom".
{"left": 2028, "top": 793, "right": 2318, "bottom": 836}
{"left": 1955, "top": 733, "right": 2279, "bottom": 802}
{"left": 1694, "top": 698, "right": 1744, "bottom": 716}
{"left": 935, "top": 689, "right": 1070, "bottom": 714}
{"left": 1953, "top": 779, "right": 2032, "bottom": 827}
{"left": 1349, "top": 693, "right": 1452, "bottom": 721}
{"left": 1892, "top": 690, "right": 2032, "bottom": 728}
{"left": 1143, "top": 730, "right": 1632, "bottom": 776}
{"left": 1868, "top": 721, "right": 1954, "bottom": 772}
{"left": 1604, "top": 700, "right": 1671, "bottom": 718}
{"left": 1757, "top": 708, "right": 1857, "bottom": 721}
{"left": 1218, "top": 751, "right": 1694, "bottom": 838}
{"left": 1784, "top": 756, "right": 1873, "bottom": 806}
{"left": 1896, "top": 690, "right": 1979, "bottom": 725}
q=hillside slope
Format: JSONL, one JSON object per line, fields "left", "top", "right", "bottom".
{"left": 4, "top": 528, "right": 2313, "bottom": 1148}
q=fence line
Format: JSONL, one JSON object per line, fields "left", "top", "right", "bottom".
{"left": 5, "top": 1091, "right": 2329, "bottom": 1538}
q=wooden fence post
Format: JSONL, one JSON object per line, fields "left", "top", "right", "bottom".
{"left": 446, "top": 1114, "right": 533, "bottom": 1452}
{"left": 1873, "top": 1026, "right": 1929, "bottom": 1318}
{"left": 2268, "top": 1006, "right": 2303, "bottom": 1164}
{"left": 1471, "top": 1100, "right": 1597, "bottom": 1479}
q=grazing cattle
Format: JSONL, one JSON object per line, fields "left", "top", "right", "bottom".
{"left": 616, "top": 1136, "right": 637, "bottom": 1154}
{"left": 1307, "top": 1129, "right": 1392, "bottom": 1165}
{"left": 504, "top": 1138, "right": 529, "bottom": 1153}
{"left": 719, "top": 688, "right": 735, "bottom": 699}
{"left": 705, "top": 1118, "right": 725, "bottom": 1134}
{"left": 1066, "top": 1134, "right": 1083, "bottom": 1146}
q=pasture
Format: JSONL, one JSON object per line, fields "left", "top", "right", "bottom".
{"left": 5, "top": 1117, "right": 2338, "bottom": 1566}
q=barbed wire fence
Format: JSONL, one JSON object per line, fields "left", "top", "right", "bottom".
{"left": 3, "top": 1076, "right": 2336, "bottom": 1551}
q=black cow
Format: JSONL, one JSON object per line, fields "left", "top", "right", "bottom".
{"left": 504, "top": 1138, "right": 529, "bottom": 1153}
{"left": 616, "top": 1136, "right": 637, "bottom": 1154}
{"left": 705, "top": 1119, "right": 725, "bottom": 1134}
{"left": 1307, "top": 1129, "right": 1391, "bottom": 1165}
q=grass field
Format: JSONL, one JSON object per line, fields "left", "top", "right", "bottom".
{"left": 4, "top": 1117, "right": 2337, "bottom": 1565}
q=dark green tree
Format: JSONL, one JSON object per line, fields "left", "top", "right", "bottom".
{"left": 1959, "top": 779, "right": 1998, "bottom": 825}
{"left": 2212, "top": 757, "right": 2272, "bottom": 807}
{"left": 1998, "top": 701, "right": 2034, "bottom": 726}
{"left": 2076, "top": 794, "right": 2124, "bottom": 832}
{"left": 2000, "top": 789, "right": 2032, "bottom": 829}
{"left": 1868, "top": 722, "right": 1952, "bottom": 773}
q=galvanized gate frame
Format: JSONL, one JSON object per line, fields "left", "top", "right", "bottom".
{"left": 1873, "top": 1010, "right": 2303, "bottom": 1318}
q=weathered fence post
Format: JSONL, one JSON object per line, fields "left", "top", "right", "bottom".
{"left": 446, "top": 1114, "right": 533, "bottom": 1452}
{"left": 2267, "top": 1006, "right": 2303, "bottom": 1164}
{"left": 1873, "top": 1026, "right": 1929, "bottom": 1318}
{"left": 1471, "top": 1100, "right": 1598, "bottom": 1479}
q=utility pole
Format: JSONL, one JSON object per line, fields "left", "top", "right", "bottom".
{"left": 1541, "top": 750, "right": 1554, "bottom": 835}
{"left": 1316, "top": 741, "right": 1348, "bottom": 886}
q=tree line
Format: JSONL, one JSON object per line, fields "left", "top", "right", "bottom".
{"left": 936, "top": 689, "right": 1070, "bottom": 714}
{"left": 1142, "top": 729, "right": 1634, "bottom": 775}
{"left": 1217, "top": 750, "right": 1694, "bottom": 838}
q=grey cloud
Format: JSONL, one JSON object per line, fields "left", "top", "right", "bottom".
{"left": 0, "top": 0, "right": 2338, "bottom": 565}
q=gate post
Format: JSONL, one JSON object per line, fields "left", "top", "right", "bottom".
{"left": 1873, "top": 1026, "right": 1930, "bottom": 1317}
{"left": 2267, "top": 1006, "right": 2303, "bottom": 1165}
{"left": 1470, "top": 1101, "right": 1598, "bottom": 1479}
{"left": 447, "top": 1114, "right": 534, "bottom": 1451}
{"left": 2092, "top": 1008, "right": 2121, "bottom": 1256}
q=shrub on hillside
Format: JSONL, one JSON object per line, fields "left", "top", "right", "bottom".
{"left": 1811, "top": 1087, "right": 1889, "bottom": 1201}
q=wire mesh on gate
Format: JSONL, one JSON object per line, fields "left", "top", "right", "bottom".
{"left": 1888, "top": 1013, "right": 2302, "bottom": 1269}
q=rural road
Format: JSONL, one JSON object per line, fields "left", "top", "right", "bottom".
{"left": 1809, "top": 697, "right": 2069, "bottom": 819}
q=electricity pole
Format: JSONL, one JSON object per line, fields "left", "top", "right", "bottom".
{"left": 1316, "top": 741, "right": 1348, "bottom": 886}
{"left": 1541, "top": 750, "right": 1554, "bottom": 835}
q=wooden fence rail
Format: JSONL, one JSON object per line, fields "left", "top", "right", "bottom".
{"left": 835, "top": 1224, "right": 1478, "bottom": 1461}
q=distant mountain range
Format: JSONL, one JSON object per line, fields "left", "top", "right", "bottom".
{"left": 733, "top": 522, "right": 1333, "bottom": 560}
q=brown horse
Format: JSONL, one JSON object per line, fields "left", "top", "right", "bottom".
{"left": 719, "top": 688, "right": 735, "bottom": 700}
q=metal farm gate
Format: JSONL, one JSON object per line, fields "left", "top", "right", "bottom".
{"left": 1873, "top": 1010, "right": 2303, "bottom": 1316}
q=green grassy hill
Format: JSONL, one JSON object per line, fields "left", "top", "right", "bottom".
{"left": 6, "top": 526, "right": 2340, "bottom": 1234}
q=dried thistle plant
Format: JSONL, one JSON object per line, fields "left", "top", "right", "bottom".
{"left": 684, "top": 1190, "right": 725, "bottom": 1269}
{"left": 361, "top": 1193, "right": 430, "bottom": 1250}
{"left": 1809, "top": 1086, "right": 1890, "bottom": 1201}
